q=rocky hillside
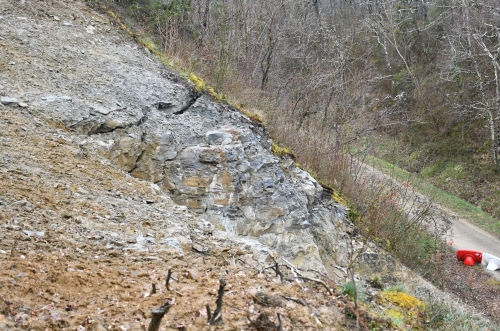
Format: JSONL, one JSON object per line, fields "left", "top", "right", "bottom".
{"left": 0, "top": 0, "right": 495, "bottom": 330}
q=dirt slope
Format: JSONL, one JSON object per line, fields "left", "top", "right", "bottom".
{"left": 0, "top": 1, "right": 359, "bottom": 330}
{"left": 0, "top": 97, "right": 357, "bottom": 330}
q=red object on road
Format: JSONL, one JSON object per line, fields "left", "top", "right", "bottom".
{"left": 456, "top": 250, "right": 482, "bottom": 266}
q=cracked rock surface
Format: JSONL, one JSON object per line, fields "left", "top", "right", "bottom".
{"left": 0, "top": 0, "right": 354, "bottom": 273}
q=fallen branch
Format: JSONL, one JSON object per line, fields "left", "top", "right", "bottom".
{"left": 297, "top": 276, "right": 333, "bottom": 295}
{"left": 206, "top": 304, "right": 211, "bottom": 322}
{"left": 281, "top": 258, "right": 303, "bottom": 289}
{"left": 148, "top": 299, "right": 174, "bottom": 331}
{"left": 208, "top": 278, "right": 226, "bottom": 325}
{"left": 281, "top": 295, "right": 309, "bottom": 308}
{"left": 267, "top": 252, "right": 284, "bottom": 283}
{"left": 236, "top": 257, "right": 259, "bottom": 271}
{"left": 281, "top": 258, "right": 302, "bottom": 276}
{"left": 165, "top": 269, "right": 172, "bottom": 291}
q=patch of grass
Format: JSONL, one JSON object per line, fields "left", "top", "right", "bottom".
{"left": 271, "top": 141, "right": 295, "bottom": 159}
{"left": 441, "top": 163, "right": 464, "bottom": 180}
{"left": 362, "top": 154, "right": 500, "bottom": 237}
{"left": 369, "top": 274, "right": 384, "bottom": 289}
{"left": 421, "top": 295, "right": 498, "bottom": 331}
{"left": 422, "top": 161, "right": 442, "bottom": 178}
{"left": 241, "top": 108, "right": 264, "bottom": 123}
{"left": 342, "top": 280, "right": 365, "bottom": 302}
{"left": 484, "top": 279, "right": 500, "bottom": 287}
{"left": 384, "top": 284, "right": 408, "bottom": 293}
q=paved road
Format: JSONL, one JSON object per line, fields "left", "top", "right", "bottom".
{"left": 445, "top": 209, "right": 500, "bottom": 279}
{"left": 360, "top": 161, "right": 500, "bottom": 279}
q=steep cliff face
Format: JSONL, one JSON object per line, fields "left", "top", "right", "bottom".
{"left": 88, "top": 95, "right": 354, "bottom": 272}
{"left": 0, "top": 0, "right": 435, "bottom": 287}
{"left": 0, "top": 0, "right": 354, "bottom": 274}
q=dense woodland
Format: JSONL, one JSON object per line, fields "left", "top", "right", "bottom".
{"left": 110, "top": 0, "right": 500, "bottom": 219}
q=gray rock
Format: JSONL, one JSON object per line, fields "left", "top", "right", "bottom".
{"left": 136, "top": 236, "right": 155, "bottom": 244}
{"left": 1, "top": 96, "right": 18, "bottom": 105}
{"left": 41, "top": 95, "right": 72, "bottom": 102}
{"left": 23, "top": 230, "right": 45, "bottom": 237}
{"left": 0, "top": 8, "right": 354, "bottom": 274}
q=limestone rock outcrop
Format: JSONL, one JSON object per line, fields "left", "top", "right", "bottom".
{"left": 0, "top": 0, "right": 357, "bottom": 276}
{"left": 81, "top": 92, "right": 353, "bottom": 272}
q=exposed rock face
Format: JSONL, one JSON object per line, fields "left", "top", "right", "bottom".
{"left": 0, "top": 0, "right": 354, "bottom": 274}
{"left": 83, "top": 95, "right": 353, "bottom": 272}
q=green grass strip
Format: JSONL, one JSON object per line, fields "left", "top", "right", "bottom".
{"left": 363, "top": 154, "right": 500, "bottom": 237}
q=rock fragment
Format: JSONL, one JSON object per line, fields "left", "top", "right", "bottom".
{"left": 1, "top": 96, "right": 18, "bottom": 105}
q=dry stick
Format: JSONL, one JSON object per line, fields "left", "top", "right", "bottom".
{"left": 282, "top": 258, "right": 333, "bottom": 294}
{"left": 208, "top": 278, "right": 226, "bottom": 325}
{"left": 297, "top": 266, "right": 336, "bottom": 286}
{"left": 206, "top": 304, "right": 211, "bottom": 322}
{"left": 273, "top": 262, "right": 284, "bottom": 283}
{"left": 281, "top": 258, "right": 302, "bottom": 276}
{"left": 267, "top": 253, "right": 285, "bottom": 283}
{"left": 148, "top": 299, "right": 174, "bottom": 331}
{"left": 237, "top": 257, "right": 260, "bottom": 272}
{"left": 276, "top": 313, "right": 282, "bottom": 331}
{"left": 165, "top": 269, "right": 172, "bottom": 291}
{"left": 281, "top": 258, "right": 304, "bottom": 289}
{"left": 296, "top": 276, "right": 333, "bottom": 295}
{"left": 281, "top": 295, "right": 309, "bottom": 309}
{"left": 256, "top": 265, "right": 277, "bottom": 276}
{"left": 344, "top": 301, "right": 368, "bottom": 331}
{"left": 151, "top": 283, "right": 157, "bottom": 294}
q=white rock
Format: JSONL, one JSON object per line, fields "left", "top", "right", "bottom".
{"left": 1, "top": 96, "right": 18, "bottom": 104}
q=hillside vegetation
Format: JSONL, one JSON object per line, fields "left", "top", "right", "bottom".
{"left": 102, "top": 0, "right": 500, "bottom": 221}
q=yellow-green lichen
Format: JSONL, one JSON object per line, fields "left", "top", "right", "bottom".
{"left": 241, "top": 109, "right": 264, "bottom": 123}
{"left": 188, "top": 74, "right": 225, "bottom": 101}
{"left": 330, "top": 190, "right": 347, "bottom": 205}
{"left": 380, "top": 291, "right": 425, "bottom": 310}
{"left": 377, "top": 290, "right": 425, "bottom": 327}
{"left": 304, "top": 168, "right": 349, "bottom": 207}
{"left": 189, "top": 73, "right": 205, "bottom": 91}
{"left": 385, "top": 309, "right": 404, "bottom": 326}
{"left": 271, "top": 142, "right": 295, "bottom": 159}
